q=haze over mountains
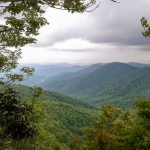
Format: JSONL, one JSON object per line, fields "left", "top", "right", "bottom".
{"left": 21, "top": 62, "right": 150, "bottom": 107}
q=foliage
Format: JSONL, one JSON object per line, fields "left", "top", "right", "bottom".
{"left": 30, "top": 86, "right": 43, "bottom": 99}
{"left": 83, "top": 99, "right": 150, "bottom": 150}
{"left": 0, "top": 87, "right": 37, "bottom": 149}
{"left": 15, "top": 84, "right": 95, "bottom": 109}
{"left": 12, "top": 84, "right": 97, "bottom": 149}
{"left": 141, "top": 17, "right": 150, "bottom": 38}
{"left": 4, "top": 85, "right": 150, "bottom": 150}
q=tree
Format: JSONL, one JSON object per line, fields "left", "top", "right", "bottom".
{"left": 83, "top": 99, "right": 150, "bottom": 150}
{"left": 0, "top": 87, "right": 37, "bottom": 149}
{"left": 141, "top": 17, "right": 150, "bottom": 39}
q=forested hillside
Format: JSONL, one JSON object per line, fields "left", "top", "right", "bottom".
{"left": 4, "top": 85, "right": 97, "bottom": 149}
{"left": 22, "top": 62, "right": 150, "bottom": 108}
{"left": 45, "top": 62, "right": 139, "bottom": 93}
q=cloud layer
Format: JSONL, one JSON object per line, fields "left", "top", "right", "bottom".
{"left": 21, "top": 0, "right": 150, "bottom": 64}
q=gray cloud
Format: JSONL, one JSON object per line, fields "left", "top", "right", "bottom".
{"left": 34, "top": 0, "right": 150, "bottom": 49}
{"left": 21, "top": 0, "right": 150, "bottom": 64}
{"left": 84, "top": 0, "right": 150, "bottom": 46}
{"left": 50, "top": 48, "right": 98, "bottom": 52}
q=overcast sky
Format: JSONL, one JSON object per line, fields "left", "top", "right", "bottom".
{"left": 20, "top": 0, "right": 150, "bottom": 65}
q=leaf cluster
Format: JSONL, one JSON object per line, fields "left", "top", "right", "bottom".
{"left": 83, "top": 99, "right": 150, "bottom": 150}
{"left": 0, "top": 87, "right": 37, "bottom": 149}
{"left": 141, "top": 17, "right": 150, "bottom": 39}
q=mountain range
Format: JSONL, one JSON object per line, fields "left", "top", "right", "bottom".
{"left": 21, "top": 62, "right": 150, "bottom": 108}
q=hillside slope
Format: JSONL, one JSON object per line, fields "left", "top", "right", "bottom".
{"left": 19, "top": 62, "right": 150, "bottom": 108}
{"left": 45, "top": 63, "right": 137, "bottom": 91}
{"left": 21, "top": 64, "right": 88, "bottom": 86}
{"left": 13, "top": 85, "right": 97, "bottom": 149}
{"left": 42, "top": 63, "right": 150, "bottom": 107}
{"left": 41, "top": 63, "right": 104, "bottom": 89}
{"left": 88, "top": 67, "right": 150, "bottom": 107}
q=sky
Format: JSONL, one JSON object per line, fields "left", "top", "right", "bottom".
{"left": 20, "top": 0, "right": 150, "bottom": 65}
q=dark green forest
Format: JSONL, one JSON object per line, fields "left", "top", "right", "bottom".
{"left": 1, "top": 85, "right": 150, "bottom": 149}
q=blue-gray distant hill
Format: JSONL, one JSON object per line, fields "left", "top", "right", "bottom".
{"left": 128, "top": 62, "right": 150, "bottom": 68}
{"left": 21, "top": 63, "right": 88, "bottom": 85}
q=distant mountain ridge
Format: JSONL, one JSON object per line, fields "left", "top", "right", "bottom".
{"left": 21, "top": 62, "right": 150, "bottom": 107}
{"left": 46, "top": 62, "right": 138, "bottom": 93}
{"left": 128, "top": 62, "right": 150, "bottom": 68}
